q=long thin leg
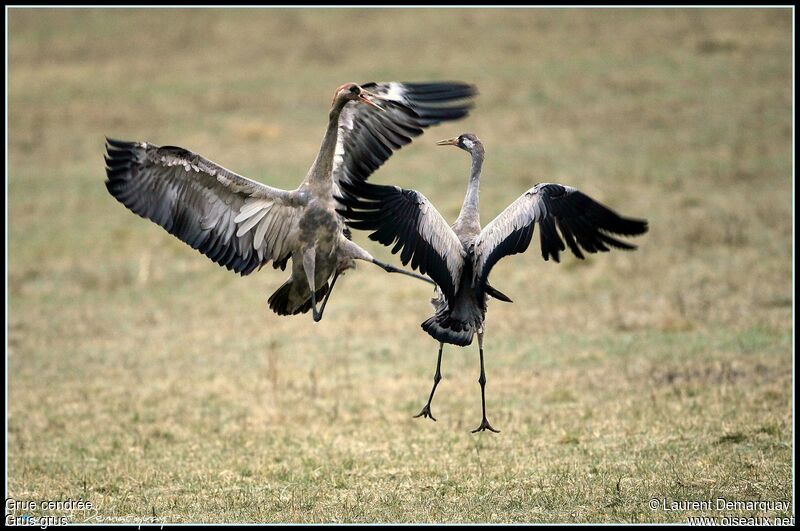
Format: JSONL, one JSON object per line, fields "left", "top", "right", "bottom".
{"left": 472, "top": 332, "right": 499, "bottom": 433}
{"left": 303, "top": 249, "right": 322, "bottom": 322}
{"left": 414, "top": 342, "right": 444, "bottom": 421}
{"left": 315, "top": 271, "right": 340, "bottom": 321}
{"left": 371, "top": 258, "right": 434, "bottom": 285}
{"left": 339, "top": 238, "right": 432, "bottom": 286}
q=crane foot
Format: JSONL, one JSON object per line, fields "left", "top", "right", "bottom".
{"left": 413, "top": 404, "right": 437, "bottom": 422}
{"left": 471, "top": 417, "right": 500, "bottom": 433}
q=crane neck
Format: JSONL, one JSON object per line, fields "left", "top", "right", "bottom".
{"left": 306, "top": 98, "right": 349, "bottom": 190}
{"left": 455, "top": 148, "right": 484, "bottom": 232}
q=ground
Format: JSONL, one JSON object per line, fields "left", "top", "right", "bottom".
{"left": 6, "top": 7, "right": 794, "bottom": 523}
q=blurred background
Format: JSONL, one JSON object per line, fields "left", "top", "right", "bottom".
{"left": 7, "top": 8, "right": 793, "bottom": 523}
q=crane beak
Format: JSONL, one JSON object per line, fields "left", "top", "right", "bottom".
{"left": 436, "top": 137, "right": 459, "bottom": 146}
{"left": 359, "top": 91, "right": 385, "bottom": 111}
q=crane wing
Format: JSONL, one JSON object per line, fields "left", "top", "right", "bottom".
{"left": 332, "top": 81, "right": 476, "bottom": 197}
{"left": 473, "top": 183, "right": 648, "bottom": 297}
{"left": 104, "top": 138, "right": 305, "bottom": 275}
{"left": 336, "top": 180, "right": 465, "bottom": 303}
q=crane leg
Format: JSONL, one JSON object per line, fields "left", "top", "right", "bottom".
{"left": 303, "top": 248, "right": 323, "bottom": 322}
{"left": 414, "top": 342, "right": 444, "bottom": 421}
{"left": 315, "top": 271, "right": 340, "bottom": 321}
{"left": 472, "top": 332, "right": 499, "bottom": 433}
{"left": 371, "top": 259, "right": 435, "bottom": 285}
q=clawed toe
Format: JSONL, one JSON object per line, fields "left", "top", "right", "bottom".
{"left": 471, "top": 418, "right": 500, "bottom": 433}
{"left": 413, "top": 404, "right": 437, "bottom": 421}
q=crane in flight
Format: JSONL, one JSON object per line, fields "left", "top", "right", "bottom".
{"left": 337, "top": 133, "right": 648, "bottom": 432}
{"left": 105, "top": 82, "right": 476, "bottom": 321}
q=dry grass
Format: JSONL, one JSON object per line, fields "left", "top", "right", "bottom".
{"left": 6, "top": 7, "right": 793, "bottom": 523}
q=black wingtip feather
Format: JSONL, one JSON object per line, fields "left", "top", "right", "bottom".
{"left": 338, "top": 81, "right": 477, "bottom": 186}
{"left": 338, "top": 179, "right": 458, "bottom": 303}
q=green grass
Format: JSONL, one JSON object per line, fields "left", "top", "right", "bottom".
{"left": 7, "top": 7, "right": 793, "bottom": 524}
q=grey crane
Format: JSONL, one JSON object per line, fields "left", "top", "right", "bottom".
{"left": 105, "top": 82, "right": 476, "bottom": 321}
{"left": 337, "top": 133, "right": 649, "bottom": 432}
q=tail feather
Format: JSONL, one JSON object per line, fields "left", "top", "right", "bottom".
{"left": 268, "top": 279, "right": 329, "bottom": 316}
{"left": 421, "top": 315, "right": 475, "bottom": 346}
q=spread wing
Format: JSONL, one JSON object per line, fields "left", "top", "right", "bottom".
{"left": 473, "top": 183, "right": 648, "bottom": 298}
{"left": 333, "top": 81, "right": 476, "bottom": 197}
{"left": 336, "top": 180, "right": 465, "bottom": 303}
{"left": 104, "top": 138, "right": 305, "bottom": 275}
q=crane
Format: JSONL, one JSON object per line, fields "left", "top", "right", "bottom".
{"left": 337, "top": 133, "right": 648, "bottom": 432}
{"left": 105, "top": 82, "right": 476, "bottom": 321}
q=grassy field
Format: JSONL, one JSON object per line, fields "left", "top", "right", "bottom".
{"left": 7, "top": 8, "right": 794, "bottom": 524}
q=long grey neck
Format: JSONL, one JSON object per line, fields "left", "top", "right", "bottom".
{"left": 454, "top": 148, "right": 484, "bottom": 233}
{"left": 306, "top": 98, "right": 348, "bottom": 190}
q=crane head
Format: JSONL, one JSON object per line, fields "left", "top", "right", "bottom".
{"left": 332, "top": 83, "right": 384, "bottom": 111}
{"left": 436, "top": 133, "right": 483, "bottom": 153}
